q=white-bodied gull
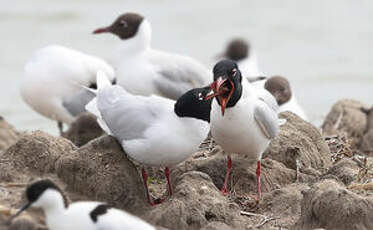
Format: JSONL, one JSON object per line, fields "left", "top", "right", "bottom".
{"left": 20, "top": 45, "right": 115, "bottom": 134}
{"left": 8, "top": 179, "right": 155, "bottom": 230}
{"left": 252, "top": 76, "right": 308, "bottom": 121}
{"left": 86, "top": 71, "right": 212, "bottom": 205}
{"left": 206, "top": 60, "right": 283, "bottom": 200}
{"left": 93, "top": 12, "right": 210, "bottom": 100}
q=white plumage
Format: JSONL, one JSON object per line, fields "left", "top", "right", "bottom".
{"left": 236, "top": 51, "right": 264, "bottom": 79}
{"left": 211, "top": 79, "right": 280, "bottom": 161}
{"left": 86, "top": 71, "right": 211, "bottom": 205}
{"left": 96, "top": 14, "right": 211, "bottom": 100}
{"left": 20, "top": 45, "right": 115, "bottom": 129}
{"left": 208, "top": 60, "right": 282, "bottom": 199}
{"left": 252, "top": 78, "right": 308, "bottom": 121}
{"left": 87, "top": 72, "right": 210, "bottom": 167}
{"left": 10, "top": 180, "right": 155, "bottom": 230}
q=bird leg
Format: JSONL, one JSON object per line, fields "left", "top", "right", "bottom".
{"left": 221, "top": 155, "right": 232, "bottom": 195}
{"left": 164, "top": 167, "right": 173, "bottom": 196}
{"left": 141, "top": 168, "right": 155, "bottom": 206}
{"left": 57, "top": 121, "right": 63, "bottom": 135}
{"left": 256, "top": 160, "right": 261, "bottom": 201}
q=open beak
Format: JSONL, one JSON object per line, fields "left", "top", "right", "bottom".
{"left": 93, "top": 26, "right": 111, "bottom": 34}
{"left": 7, "top": 203, "right": 31, "bottom": 224}
{"left": 205, "top": 76, "right": 234, "bottom": 116}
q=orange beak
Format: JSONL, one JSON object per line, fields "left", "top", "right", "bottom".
{"left": 205, "top": 77, "right": 234, "bottom": 116}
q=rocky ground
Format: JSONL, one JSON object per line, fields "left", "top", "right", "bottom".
{"left": 1, "top": 99, "right": 373, "bottom": 230}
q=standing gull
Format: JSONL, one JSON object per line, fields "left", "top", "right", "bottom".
{"left": 206, "top": 60, "right": 283, "bottom": 199}
{"left": 86, "top": 71, "right": 212, "bottom": 205}
{"left": 93, "top": 12, "right": 210, "bottom": 100}
{"left": 252, "top": 76, "right": 308, "bottom": 121}
{"left": 20, "top": 45, "right": 115, "bottom": 134}
{"left": 8, "top": 179, "right": 155, "bottom": 230}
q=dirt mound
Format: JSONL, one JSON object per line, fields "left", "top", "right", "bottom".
{"left": 62, "top": 112, "right": 104, "bottom": 147}
{"left": 325, "top": 158, "right": 359, "bottom": 185}
{"left": 294, "top": 179, "right": 373, "bottom": 230}
{"left": 263, "top": 112, "right": 331, "bottom": 171}
{"left": 177, "top": 154, "right": 316, "bottom": 195}
{"left": 322, "top": 99, "right": 368, "bottom": 149}
{"left": 200, "top": 221, "right": 237, "bottom": 230}
{"left": 259, "top": 183, "right": 309, "bottom": 228}
{"left": 0, "top": 116, "right": 19, "bottom": 152}
{"left": 360, "top": 129, "right": 373, "bottom": 154}
{"left": 55, "top": 135, "right": 148, "bottom": 215}
{"left": 0, "top": 131, "right": 75, "bottom": 180}
{"left": 143, "top": 171, "right": 247, "bottom": 230}
{"left": 7, "top": 217, "right": 38, "bottom": 230}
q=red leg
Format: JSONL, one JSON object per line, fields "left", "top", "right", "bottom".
{"left": 141, "top": 168, "right": 155, "bottom": 206}
{"left": 256, "top": 160, "right": 261, "bottom": 200}
{"left": 165, "top": 167, "right": 172, "bottom": 196}
{"left": 221, "top": 155, "right": 232, "bottom": 195}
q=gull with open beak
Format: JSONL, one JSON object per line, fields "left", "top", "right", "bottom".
{"left": 206, "top": 60, "right": 283, "bottom": 200}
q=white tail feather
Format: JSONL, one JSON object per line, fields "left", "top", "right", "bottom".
{"left": 96, "top": 70, "right": 112, "bottom": 90}
{"left": 85, "top": 98, "right": 112, "bottom": 135}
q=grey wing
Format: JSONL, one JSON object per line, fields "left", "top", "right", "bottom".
{"left": 150, "top": 51, "right": 210, "bottom": 100}
{"left": 254, "top": 86, "right": 280, "bottom": 113}
{"left": 254, "top": 99, "right": 279, "bottom": 139}
{"left": 62, "top": 89, "right": 95, "bottom": 116}
{"left": 153, "top": 69, "right": 203, "bottom": 100}
{"left": 99, "top": 95, "right": 168, "bottom": 141}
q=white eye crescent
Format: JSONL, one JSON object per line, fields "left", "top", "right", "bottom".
{"left": 232, "top": 68, "right": 237, "bottom": 76}
{"left": 198, "top": 92, "right": 203, "bottom": 100}
{"left": 119, "top": 20, "right": 128, "bottom": 28}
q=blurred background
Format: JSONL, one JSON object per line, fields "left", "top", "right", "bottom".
{"left": 1, "top": 0, "right": 372, "bottom": 135}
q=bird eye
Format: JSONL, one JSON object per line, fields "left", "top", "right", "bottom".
{"left": 119, "top": 20, "right": 128, "bottom": 28}
{"left": 232, "top": 68, "right": 237, "bottom": 76}
{"left": 198, "top": 92, "right": 204, "bottom": 100}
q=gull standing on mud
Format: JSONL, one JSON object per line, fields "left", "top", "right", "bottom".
{"left": 93, "top": 12, "right": 210, "bottom": 100}
{"left": 252, "top": 76, "right": 308, "bottom": 121}
{"left": 86, "top": 71, "right": 212, "bottom": 205}
{"left": 20, "top": 45, "right": 115, "bottom": 134}
{"left": 206, "top": 60, "right": 283, "bottom": 200}
{"left": 8, "top": 179, "right": 155, "bottom": 230}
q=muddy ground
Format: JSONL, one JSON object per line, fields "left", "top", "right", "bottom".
{"left": 1, "top": 99, "right": 373, "bottom": 230}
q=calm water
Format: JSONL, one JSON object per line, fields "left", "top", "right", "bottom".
{"left": 1, "top": 0, "right": 372, "bottom": 135}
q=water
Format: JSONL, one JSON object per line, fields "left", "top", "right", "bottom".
{"left": 1, "top": 0, "right": 372, "bottom": 135}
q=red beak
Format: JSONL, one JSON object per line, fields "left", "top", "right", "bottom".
{"left": 205, "top": 77, "right": 234, "bottom": 116}
{"left": 93, "top": 27, "right": 111, "bottom": 34}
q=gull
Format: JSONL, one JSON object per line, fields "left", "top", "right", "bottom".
{"left": 252, "top": 76, "right": 308, "bottom": 121}
{"left": 86, "top": 71, "right": 212, "bottom": 205}
{"left": 206, "top": 60, "right": 283, "bottom": 200}
{"left": 20, "top": 45, "right": 115, "bottom": 134}
{"left": 8, "top": 179, "right": 155, "bottom": 230}
{"left": 93, "top": 12, "right": 210, "bottom": 100}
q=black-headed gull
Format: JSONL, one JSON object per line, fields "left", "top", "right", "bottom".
{"left": 20, "top": 45, "right": 115, "bottom": 134}
{"left": 8, "top": 179, "right": 155, "bottom": 230}
{"left": 86, "top": 71, "right": 212, "bottom": 205}
{"left": 93, "top": 12, "right": 210, "bottom": 100}
{"left": 219, "top": 38, "right": 263, "bottom": 79}
{"left": 205, "top": 60, "right": 282, "bottom": 200}
{"left": 252, "top": 76, "right": 308, "bottom": 121}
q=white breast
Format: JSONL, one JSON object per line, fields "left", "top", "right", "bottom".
{"left": 210, "top": 98, "right": 269, "bottom": 160}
